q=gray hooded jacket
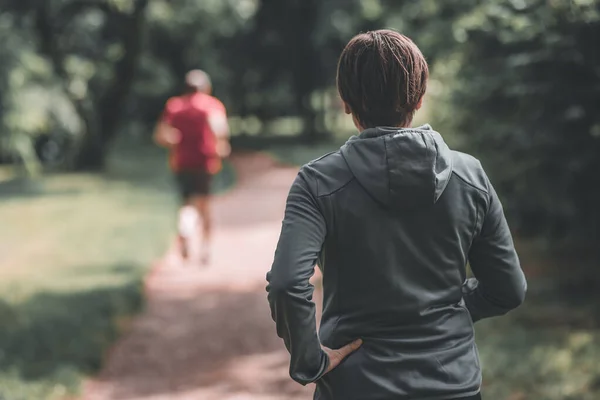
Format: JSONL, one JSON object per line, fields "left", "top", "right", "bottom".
{"left": 267, "top": 125, "right": 527, "bottom": 400}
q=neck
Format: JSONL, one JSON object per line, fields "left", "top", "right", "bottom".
{"left": 353, "top": 116, "right": 413, "bottom": 132}
{"left": 357, "top": 123, "right": 412, "bottom": 132}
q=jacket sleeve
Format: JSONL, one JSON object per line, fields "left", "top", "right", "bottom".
{"left": 266, "top": 168, "right": 329, "bottom": 385}
{"left": 463, "top": 177, "right": 527, "bottom": 323}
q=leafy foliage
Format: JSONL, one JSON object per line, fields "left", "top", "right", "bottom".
{"left": 0, "top": 0, "right": 150, "bottom": 169}
{"left": 430, "top": 0, "right": 600, "bottom": 243}
{"left": 2, "top": 0, "right": 599, "bottom": 241}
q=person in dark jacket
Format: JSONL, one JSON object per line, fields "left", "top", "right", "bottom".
{"left": 266, "top": 30, "right": 527, "bottom": 400}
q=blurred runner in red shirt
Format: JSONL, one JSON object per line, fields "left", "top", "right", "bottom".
{"left": 154, "top": 70, "right": 230, "bottom": 264}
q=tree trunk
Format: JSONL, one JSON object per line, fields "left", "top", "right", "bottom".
{"left": 286, "top": 0, "right": 324, "bottom": 143}
{"left": 71, "top": 129, "right": 107, "bottom": 170}
{"left": 98, "top": 0, "right": 149, "bottom": 145}
{"left": 34, "top": 0, "right": 149, "bottom": 171}
{"left": 74, "top": 139, "right": 107, "bottom": 171}
{"left": 299, "top": 95, "right": 320, "bottom": 143}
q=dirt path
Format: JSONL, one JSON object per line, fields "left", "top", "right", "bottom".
{"left": 82, "top": 153, "right": 322, "bottom": 400}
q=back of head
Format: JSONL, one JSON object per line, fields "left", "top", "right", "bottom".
{"left": 185, "top": 69, "right": 212, "bottom": 95}
{"left": 337, "top": 31, "right": 451, "bottom": 210}
{"left": 337, "top": 30, "right": 429, "bottom": 128}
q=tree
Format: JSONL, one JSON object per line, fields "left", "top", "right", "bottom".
{"left": 0, "top": 0, "right": 149, "bottom": 170}
{"left": 36, "top": 0, "right": 150, "bottom": 169}
{"left": 432, "top": 0, "right": 600, "bottom": 244}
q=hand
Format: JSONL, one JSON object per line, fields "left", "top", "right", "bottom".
{"left": 216, "top": 140, "right": 231, "bottom": 158}
{"left": 322, "top": 339, "right": 363, "bottom": 374}
{"left": 154, "top": 123, "right": 181, "bottom": 148}
{"left": 163, "top": 129, "right": 181, "bottom": 147}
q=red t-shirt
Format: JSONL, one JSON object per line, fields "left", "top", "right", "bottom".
{"left": 161, "top": 93, "right": 226, "bottom": 174}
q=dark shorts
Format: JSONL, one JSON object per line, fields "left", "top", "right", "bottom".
{"left": 175, "top": 170, "right": 212, "bottom": 200}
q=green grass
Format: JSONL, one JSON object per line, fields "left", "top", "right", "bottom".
{"left": 0, "top": 141, "right": 234, "bottom": 400}
{"left": 472, "top": 271, "right": 600, "bottom": 400}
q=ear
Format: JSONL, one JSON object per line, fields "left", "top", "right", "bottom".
{"left": 415, "top": 96, "right": 424, "bottom": 111}
{"left": 343, "top": 101, "right": 352, "bottom": 115}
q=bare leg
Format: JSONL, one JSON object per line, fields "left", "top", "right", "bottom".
{"left": 190, "top": 195, "right": 212, "bottom": 264}
{"left": 177, "top": 233, "right": 188, "bottom": 260}
{"left": 177, "top": 203, "right": 198, "bottom": 261}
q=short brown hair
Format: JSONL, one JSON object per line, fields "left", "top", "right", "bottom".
{"left": 337, "top": 30, "right": 428, "bottom": 128}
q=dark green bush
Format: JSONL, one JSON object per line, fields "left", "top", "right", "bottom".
{"left": 432, "top": 1, "right": 600, "bottom": 243}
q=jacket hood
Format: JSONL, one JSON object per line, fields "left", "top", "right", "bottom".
{"left": 340, "top": 124, "right": 453, "bottom": 209}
